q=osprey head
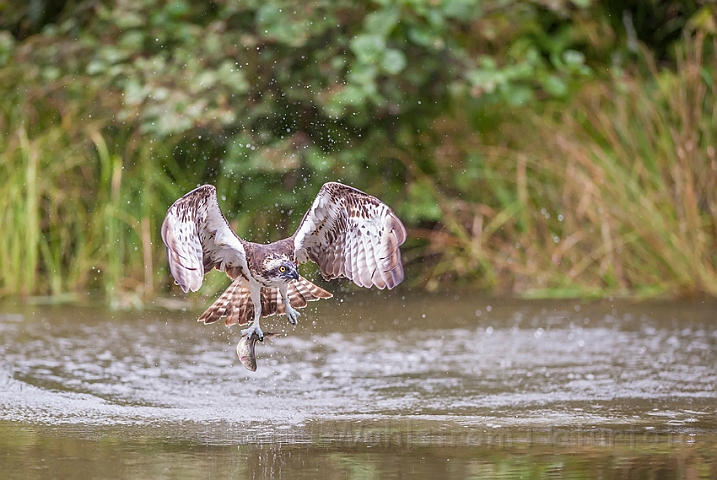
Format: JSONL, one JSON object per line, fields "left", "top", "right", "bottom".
{"left": 263, "top": 256, "right": 299, "bottom": 283}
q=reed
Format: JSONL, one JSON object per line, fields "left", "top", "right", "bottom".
{"left": 0, "top": 75, "right": 184, "bottom": 304}
{"left": 408, "top": 34, "right": 717, "bottom": 298}
{"left": 541, "top": 34, "right": 717, "bottom": 297}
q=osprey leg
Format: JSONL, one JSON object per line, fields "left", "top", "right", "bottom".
{"left": 279, "top": 283, "right": 301, "bottom": 325}
{"left": 240, "top": 281, "right": 264, "bottom": 340}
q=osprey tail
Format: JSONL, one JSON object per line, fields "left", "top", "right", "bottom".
{"left": 198, "top": 276, "right": 331, "bottom": 327}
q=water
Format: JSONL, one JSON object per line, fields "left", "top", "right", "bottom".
{"left": 1, "top": 292, "right": 715, "bottom": 478}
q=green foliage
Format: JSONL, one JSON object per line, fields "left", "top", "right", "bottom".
{"left": 0, "top": 1, "right": 714, "bottom": 301}
{"left": 5, "top": 0, "right": 596, "bottom": 141}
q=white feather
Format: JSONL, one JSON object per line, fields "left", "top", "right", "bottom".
{"left": 161, "top": 185, "right": 248, "bottom": 292}
{"left": 293, "top": 182, "right": 406, "bottom": 290}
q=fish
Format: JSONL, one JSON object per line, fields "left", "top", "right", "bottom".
{"left": 236, "top": 331, "right": 278, "bottom": 372}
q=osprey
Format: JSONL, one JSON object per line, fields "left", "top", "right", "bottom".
{"left": 161, "top": 182, "right": 406, "bottom": 342}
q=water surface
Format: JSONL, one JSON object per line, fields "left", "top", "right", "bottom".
{"left": 1, "top": 292, "right": 715, "bottom": 478}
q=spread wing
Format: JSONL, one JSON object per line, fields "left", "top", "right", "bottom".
{"left": 161, "top": 185, "right": 248, "bottom": 293}
{"left": 292, "top": 182, "right": 407, "bottom": 289}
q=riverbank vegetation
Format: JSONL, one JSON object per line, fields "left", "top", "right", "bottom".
{"left": 0, "top": 1, "right": 715, "bottom": 304}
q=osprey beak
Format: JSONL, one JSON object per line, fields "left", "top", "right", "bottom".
{"left": 289, "top": 269, "right": 299, "bottom": 280}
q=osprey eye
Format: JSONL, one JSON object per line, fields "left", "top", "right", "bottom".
{"left": 279, "top": 266, "right": 286, "bottom": 273}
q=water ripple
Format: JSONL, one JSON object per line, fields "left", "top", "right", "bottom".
{"left": 0, "top": 296, "right": 715, "bottom": 432}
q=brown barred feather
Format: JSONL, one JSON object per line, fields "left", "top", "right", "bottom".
{"left": 196, "top": 275, "right": 331, "bottom": 327}
{"left": 291, "top": 275, "right": 332, "bottom": 303}
{"left": 260, "top": 287, "right": 280, "bottom": 316}
{"left": 197, "top": 278, "right": 253, "bottom": 326}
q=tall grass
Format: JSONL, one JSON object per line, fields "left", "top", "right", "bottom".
{"left": 407, "top": 34, "right": 717, "bottom": 298}
{"left": 543, "top": 34, "right": 717, "bottom": 297}
{"left": 0, "top": 76, "right": 182, "bottom": 304}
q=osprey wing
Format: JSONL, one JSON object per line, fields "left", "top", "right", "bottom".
{"left": 293, "top": 182, "right": 406, "bottom": 290}
{"left": 161, "top": 185, "right": 248, "bottom": 293}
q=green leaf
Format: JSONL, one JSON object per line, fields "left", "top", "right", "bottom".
{"left": 350, "top": 34, "right": 386, "bottom": 64}
{"left": 466, "top": 68, "right": 501, "bottom": 94}
{"left": 217, "top": 61, "right": 249, "bottom": 94}
{"left": 364, "top": 7, "right": 400, "bottom": 36}
{"left": 541, "top": 74, "right": 568, "bottom": 97}
{"left": 306, "top": 148, "right": 334, "bottom": 172}
{"left": 119, "top": 30, "right": 145, "bottom": 50}
{"left": 86, "top": 60, "right": 106, "bottom": 75}
{"left": 381, "top": 48, "right": 407, "bottom": 75}
{"left": 348, "top": 63, "right": 378, "bottom": 86}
